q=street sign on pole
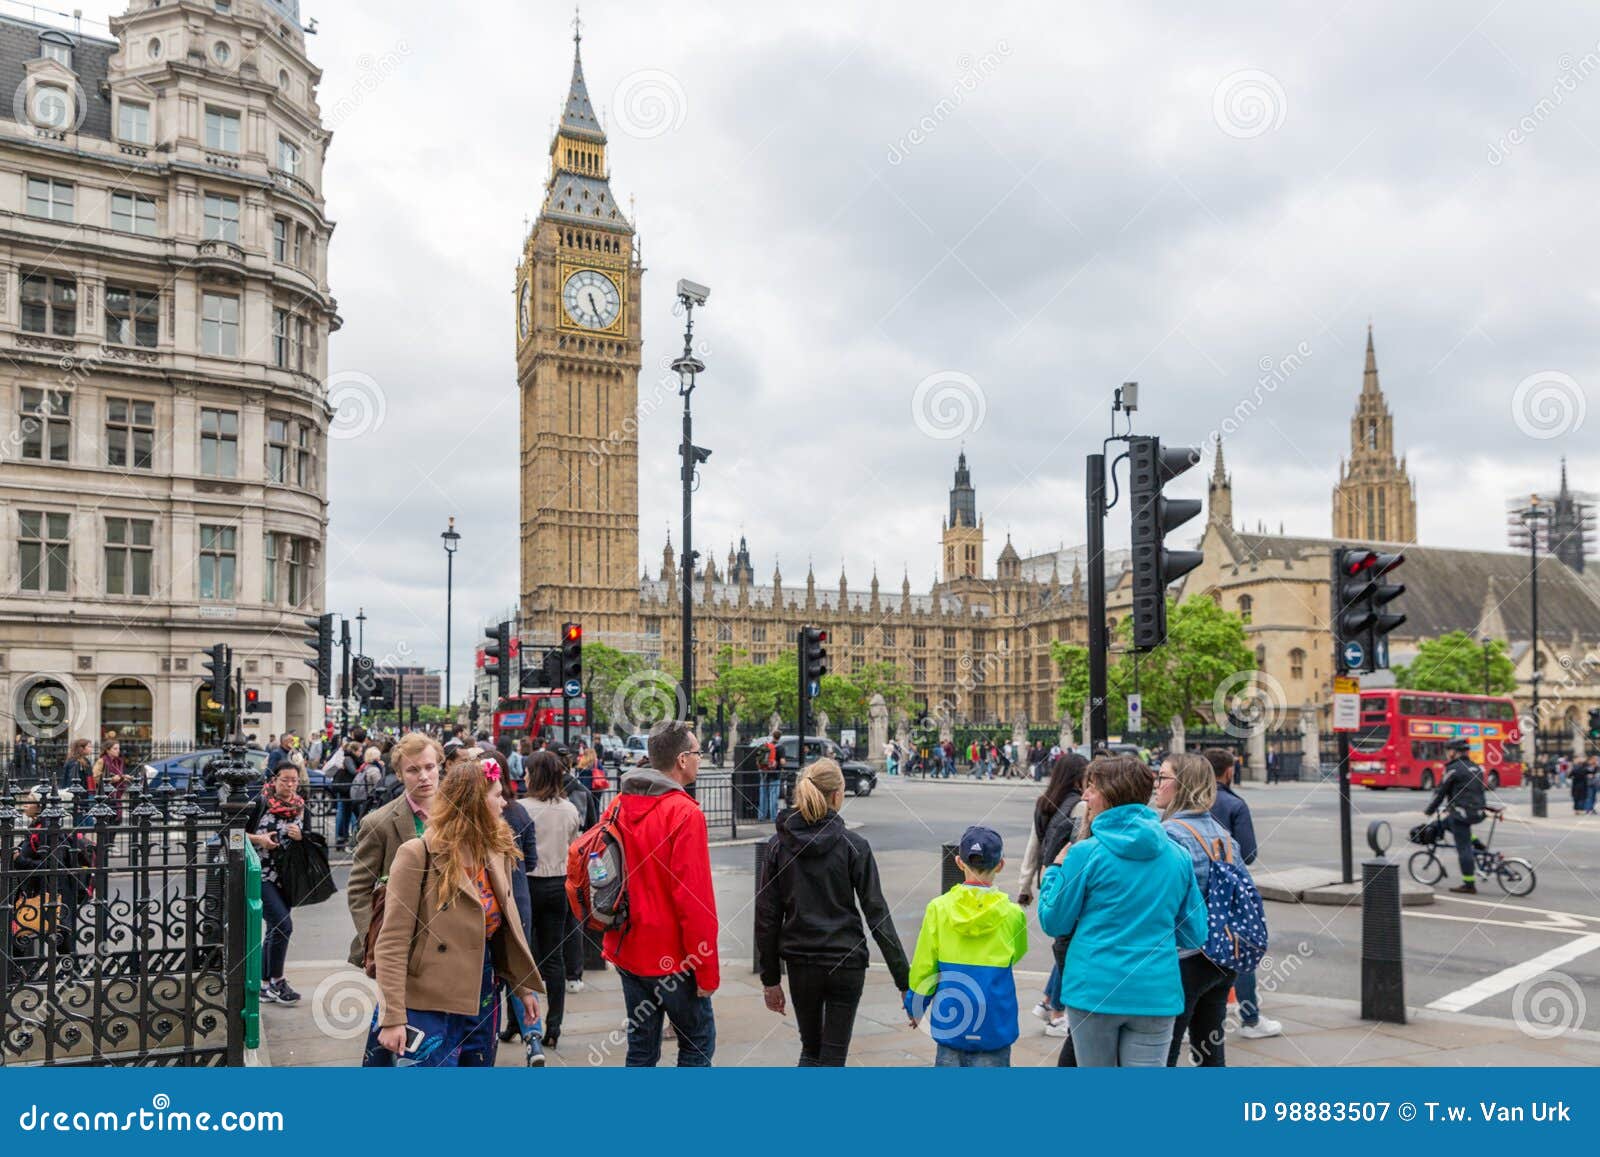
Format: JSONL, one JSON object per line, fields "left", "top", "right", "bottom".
{"left": 1332, "top": 676, "right": 1360, "bottom": 731}
{"left": 563, "top": 678, "right": 582, "bottom": 699}
{"left": 1127, "top": 694, "right": 1142, "bottom": 735}
{"left": 1340, "top": 641, "right": 1366, "bottom": 671}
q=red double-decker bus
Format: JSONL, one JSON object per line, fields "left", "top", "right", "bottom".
{"left": 492, "top": 692, "right": 588, "bottom": 747}
{"left": 1347, "top": 689, "right": 1523, "bottom": 791}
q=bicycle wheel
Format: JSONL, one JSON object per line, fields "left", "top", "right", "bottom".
{"left": 1495, "top": 857, "right": 1537, "bottom": 897}
{"left": 1409, "top": 848, "right": 1445, "bottom": 886}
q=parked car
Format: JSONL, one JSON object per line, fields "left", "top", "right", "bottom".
{"left": 775, "top": 735, "right": 877, "bottom": 797}
{"left": 596, "top": 735, "right": 627, "bottom": 768}
{"left": 142, "top": 748, "right": 326, "bottom": 796}
{"left": 624, "top": 734, "right": 650, "bottom": 762}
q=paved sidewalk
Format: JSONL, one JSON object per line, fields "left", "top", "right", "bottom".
{"left": 258, "top": 961, "right": 1600, "bottom": 1068}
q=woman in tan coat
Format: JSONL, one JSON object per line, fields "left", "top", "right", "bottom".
{"left": 371, "top": 756, "right": 543, "bottom": 1067}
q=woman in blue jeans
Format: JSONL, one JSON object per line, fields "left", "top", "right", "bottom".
{"left": 244, "top": 766, "right": 307, "bottom": 1006}
{"left": 1038, "top": 755, "right": 1208, "bottom": 1067}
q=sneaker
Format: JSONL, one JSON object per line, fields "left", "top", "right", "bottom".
{"left": 1449, "top": 881, "right": 1478, "bottom": 894}
{"left": 1031, "top": 1000, "right": 1053, "bottom": 1023}
{"left": 272, "top": 979, "right": 301, "bottom": 1006}
{"left": 258, "top": 982, "right": 281, "bottom": 1004}
{"left": 1044, "top": 1016, "right": 1070, "bottom": 1037}
{"left": 1239, "top": 1016, "right": 1283, "bottom": 1039}
{"left": 524, "top": 1034, "right": 546, "bottom": 1067}
{"left": 565, "top": 979, "right": 586, "bottom": 994}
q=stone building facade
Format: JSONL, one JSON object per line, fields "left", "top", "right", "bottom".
{"left": 0, "top": 0, "right": 337, "bottom": 749}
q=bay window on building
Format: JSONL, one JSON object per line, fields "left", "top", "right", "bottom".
{"left": 105, "top": 285, "right": 159, "bottom": 347}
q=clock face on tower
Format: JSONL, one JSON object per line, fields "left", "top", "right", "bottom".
{"left": 562, "top": 269, "right": 621, "bottom": 330}
{"left": 518, "top": 279, "right": 531, "bottom": 339}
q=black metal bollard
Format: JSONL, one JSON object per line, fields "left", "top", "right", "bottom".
{"left": 1531, "top": 769, "right": 1548, "bottom": 818}
{"left": 1360, "top": 856, "right": 1406, "bottom": 1024}
{"left": 940, "top": 842, "right": 962, "bottom": 893}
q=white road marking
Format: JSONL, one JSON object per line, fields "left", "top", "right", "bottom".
{"left": 1425, "top": 933, "right": 1600, "bottom": 1013}
{"left": 1434, "top": 895, "right": 1600, "bottom": 925}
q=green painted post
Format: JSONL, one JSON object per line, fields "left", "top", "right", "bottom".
{"left": 242, "top": 838, "right": 262, "bottom": 1051}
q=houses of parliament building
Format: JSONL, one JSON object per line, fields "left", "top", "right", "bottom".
{"left": 517, "top": 32, "right": 1600, "bottom": 734}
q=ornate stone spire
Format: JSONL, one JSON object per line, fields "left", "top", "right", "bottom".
{"left": 1208, "top": 439, "right": 1233, "bottom": 529}
{"left": 870, "top": 567, "right": 881, "bottom": 613}
{"left": 806, "top": 562, "right": 817, "bottom": 611}
{"left": 1331, "top": 324, "right": 1417, "bottom": 543}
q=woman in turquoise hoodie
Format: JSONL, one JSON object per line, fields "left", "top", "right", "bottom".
{"left": 1038, "top": 756, "right": 1208, "bottom": 1067}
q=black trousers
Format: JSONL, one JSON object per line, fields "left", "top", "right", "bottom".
{"left": 526, "top": 877, "right": 570, "bottom": 1034}
{"left": 785, "top": 963, "right": 865, "bottom": 1067}
{"left": 1167, "top": 953, "right": 1236, "bottom": 1067}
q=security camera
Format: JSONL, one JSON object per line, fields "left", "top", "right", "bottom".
{"left": 692, "top": 444, "right": 713, "bottom": 464}
{"left": 676, "top": 279, "right": 710, "bottom": 306}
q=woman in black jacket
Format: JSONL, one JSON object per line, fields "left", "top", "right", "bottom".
{"left": 755, "top": 758, "right": 910, "bottom": 1066}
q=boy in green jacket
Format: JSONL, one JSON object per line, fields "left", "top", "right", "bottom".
{"left": 905, "top": 826, "right": 1029, "bottom": 1066}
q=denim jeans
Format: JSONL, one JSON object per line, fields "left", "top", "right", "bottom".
{"left": 758, "top": 774, "right": 780, "bottom": 821}
{"left": 1041, "top": 936, "right": 1068, "bottom": 1012}
{"left": 1234, "top": 967, "right": 1261, "bottom": 1026}
{"left": 334, "top": 800, "right": 357, "bottom": 845}
{"left": 934, "top": 1043, "right": 1011, "bottom": 1067}
{"left": 618, "top": 968, "right": 716, "bottom": 1067}
{"left": 260, "top": 878, "right": 292, "bottom": 979}
{"left": 1066, "top": 1008, "right": 1175, "bottom": 1067}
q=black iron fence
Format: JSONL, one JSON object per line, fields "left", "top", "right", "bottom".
{"left": 594, "top": 771, "right": 741, "bottom": 841}
{"left": 0, "top": 784, "right": 249, "bottom": 1066}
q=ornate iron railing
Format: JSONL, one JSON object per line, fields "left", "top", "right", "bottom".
{"left": 0, "top": 784, "right": 247, "bottom": 1066}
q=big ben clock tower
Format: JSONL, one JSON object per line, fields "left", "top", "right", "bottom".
{"left": 516, "top": 25, "right": 644, "bottom": 654}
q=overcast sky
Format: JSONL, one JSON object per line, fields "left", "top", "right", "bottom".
{"left": 64, "top": 1, "right": 1600, "bottom": 686}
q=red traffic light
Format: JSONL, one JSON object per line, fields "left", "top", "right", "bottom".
{"left": 564, "top": 624, "right": 582, "bottom": 643}
{"left": 244, "top": 689, "right": 260, "bottom": 710}
{"left": 1343, "top": 550, "right": 1378, "bottom": 575}
{"left": 816, "top": 630, "right": 829, "bottom": 644}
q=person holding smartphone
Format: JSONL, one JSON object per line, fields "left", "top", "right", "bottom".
{"left": 371, "top": 756, "right": 543, "bottom": 1067}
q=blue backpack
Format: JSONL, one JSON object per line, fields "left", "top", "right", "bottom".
{"left": 1174, "top": 820, "right": 1268, "bottom": 974}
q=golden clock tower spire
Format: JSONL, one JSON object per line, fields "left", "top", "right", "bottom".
{"left": 515, "top": 24, "right": 644, "bottom": 655}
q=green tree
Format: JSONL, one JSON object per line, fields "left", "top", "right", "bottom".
{"left": 812, "top": 673, "right": 865, "bottom": 723}
{"left": 1395, "top": 632, "right": 1516, "bottom": 695}
{"left": 1119, "top": 595, "right": 1256, "bottom": 728}
{"left": 848, "top": 660, "right": 919, "bottom": 719}
{"left": 1050, "top": 643, "right": 1092, "bottom": 723}
{"left": 582, "top": 641, "right": 651, "bottom": 733}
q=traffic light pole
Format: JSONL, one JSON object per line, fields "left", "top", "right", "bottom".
{"left": 339, "top": 617, "right": 352, "bottom": 743}
{"left": 1086, "top": 452, "right": 1109, "bottom": 748}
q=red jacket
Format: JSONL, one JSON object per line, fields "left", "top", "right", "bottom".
{"left": 602, "top": 768, "right": 721, "bottom": 992}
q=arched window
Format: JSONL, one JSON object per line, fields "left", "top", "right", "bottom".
{"left": 1238, "top": 594, "right": 1253, "bottom": 622}
{"left": 1290, "top": 648, "right": 1306, "bottom": 680}
{"left": 100, "top": 678, "right": 153, "bottom": 751}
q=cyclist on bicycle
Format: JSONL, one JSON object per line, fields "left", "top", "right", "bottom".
{"left": 1424, "top": 738, "right": 1487, "bottom": 894}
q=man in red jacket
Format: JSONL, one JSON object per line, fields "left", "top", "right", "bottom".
{"left": 603, "top": 719, "right": 720, "bottom": 1066}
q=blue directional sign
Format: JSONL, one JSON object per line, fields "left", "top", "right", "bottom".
{"left": 1341, "top": 640, "right": 1366, "bottom": 670}
{"left": 1374, "top": 637, "right": 1389, "bottom": 670}
{"left": 563, "top": 678, "right": 582, "bottom": 698}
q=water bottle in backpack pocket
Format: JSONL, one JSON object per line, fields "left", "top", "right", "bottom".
{"left": 565, "top": 801, "right": 629, "bottom": 933}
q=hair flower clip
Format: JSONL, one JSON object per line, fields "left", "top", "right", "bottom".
{"left": 482, "top": 758, "right": 503, "bottom": 782}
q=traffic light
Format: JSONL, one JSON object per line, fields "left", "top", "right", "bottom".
{"left": 352, "top": 654, "right": 378, "bottom": 705}
{"left": 484, "top": 620, "right": 512, "bottom": 700}
{"left": 801, "top": 626, "right": 829, "bottom": 697}
{"left": 303, "top": 612, "right": 336, "bottom": 697}
{"left": 1128, "top": 435, "right": 1204, "bottom": 651}
{"left": 1588, "top": 707, "right": 1600, "bottom": 743}
{"left": 560, "top": 622, "right": 583, "bottom": 688}
{"left": 202, "top": 644, "right": 232, "bottom": 721}
{"left": 242, "top": 688, "right": 272, "bottom": 716}
{"left": 1332, "top": 548, "right": 1406, "bottom": 673}
{"left": 520, "top": 650, "right": 562, "bottom": 692}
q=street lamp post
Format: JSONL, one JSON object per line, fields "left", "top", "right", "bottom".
{"left": 1480, "top": 636, "right": 1492, "bottom": 697}
{"left": 673, "top": 279, "right": 710, "bottom": 721}
{"left": 441, "top": 517, "right": 461, "bottom": 718}
{"left": 356, "top": 607, "right": 367, "bottom": 656}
